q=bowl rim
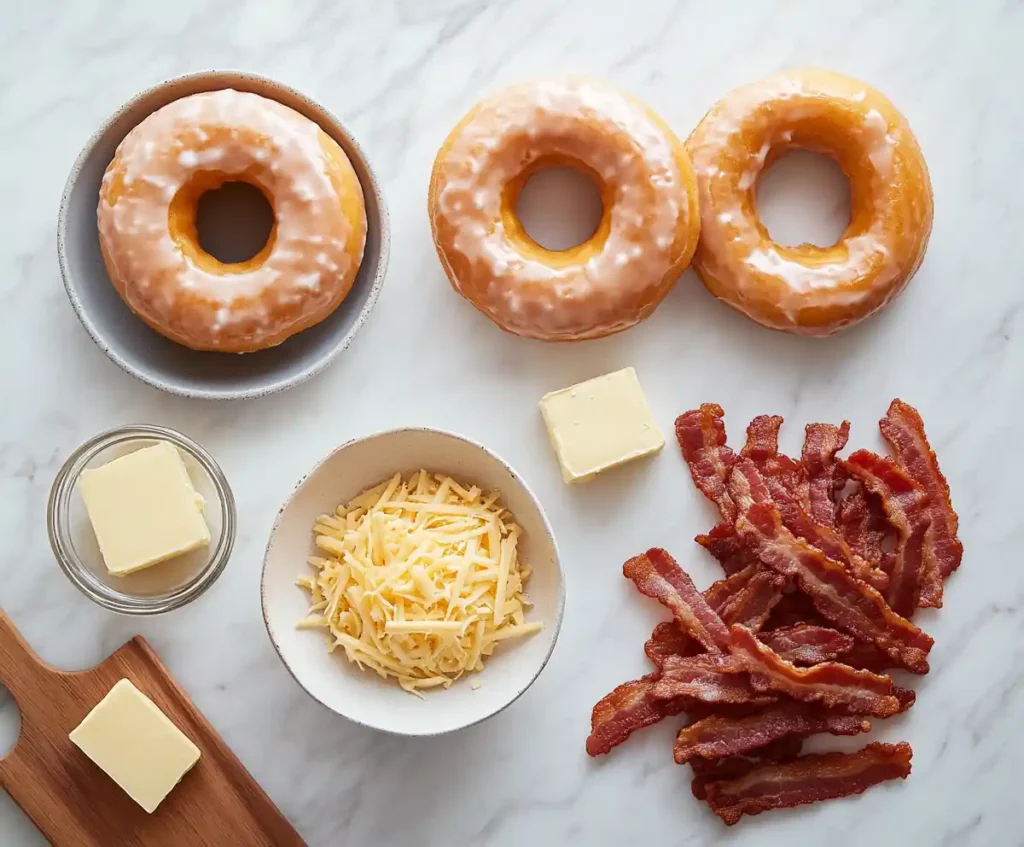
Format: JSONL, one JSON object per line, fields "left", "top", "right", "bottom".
{"left": 47, "top": 423, "right": 237, "bottom": 615}
{"left": 56, "top": 68, "right": 391, "bottom": 401}
{"left": 260, "top": 426, "right": 566, "bottom": 737}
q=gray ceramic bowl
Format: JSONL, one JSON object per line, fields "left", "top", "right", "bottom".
{"left": 57, "top": 70, "right": 390, "bottom": 400}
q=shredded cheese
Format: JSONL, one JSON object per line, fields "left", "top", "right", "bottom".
{"left": 297, "top": 471, "right": 542, "bottom": 696}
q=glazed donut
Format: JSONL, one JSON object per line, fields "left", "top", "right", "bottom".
{"left": 686, "top": 68, "right": 933, "bottom": 336}
{"left": 98, "top": 90, "right": 367, "bottom": 353}
{"left": 429, "top": 78, "right": 700, "bottom": 341}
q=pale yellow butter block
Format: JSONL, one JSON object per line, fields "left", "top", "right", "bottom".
{"left": 69, "top": 679, "right": 200, "bottom": 814}
{"left": 539, "top": 367, "right": 665, "bottom": 483}
{"left": 78, "top": 441, "right": 210, "bottom": 576}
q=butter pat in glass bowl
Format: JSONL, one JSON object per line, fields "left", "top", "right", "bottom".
{"left": 48, "top": 425, "right": 236, "bottom": 614}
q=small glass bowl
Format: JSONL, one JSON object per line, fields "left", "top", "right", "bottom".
{"left": 47, "top": 424, "right": 236, "bottom": 615}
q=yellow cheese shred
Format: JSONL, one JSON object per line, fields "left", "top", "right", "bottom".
{"left": 297, "top": 471, "right": 542, "bottom": 696}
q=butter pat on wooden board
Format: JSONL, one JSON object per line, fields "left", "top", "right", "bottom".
{"left": 69, "top": 679, "right": 201, "bottom": 813}
{"left": 539, "top": 368, "right": 665, "bottom": 483}
{"left": 78, "top": 441, "right": 210, "bottom": 575}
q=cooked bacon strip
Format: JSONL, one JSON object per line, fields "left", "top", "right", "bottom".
{"left": 645, "top": 566, "right": 770, "bottom": 668}
{"left": 646, "top": 563, "right": 785, "bottom": 668}
{"left": 702, "top": 741, "right": 913, "bottom": 825}
{"left": 653, "top": 627, "right": 864, "bottom": 705}
{"left": 801, "top": 422, "right": 851, "bottom": 527}
{"left": 690, "top": 735, "right": 803, "bottom": 775}
{"left": 737, "top": 504, "right": 933, "bottom": 674}
{"left": 645, "top": 621, "right": 697, "bottom": 667}
{"left": 761, "top": 625, "right": 855, "bottom": 665}
{"left": 592, "top": 642, "right": 778, "bottom": 755}
{"left": 674, "top": 704, "right": 869, "bottom": 764}
{"left": 676, "top": 404, "right": 737, "bottom": 522}
{"left": 726, "top": 456, "right": 774, "bottom": 511}
{"left": 779, "top": 504, "right": 890, "bottom": 594}
{"left": 586, "top": 675, "right": 689, "bottom": 756}
{"left": 696, "top": 523, "right": 757, "bottom": 576}
{"left": 893, "top": 686, "right": 916, "bottom": 713}
{"left": 844, "top": 451, "right": 933, "bottom": 614}
{"left": 728, "top": 625, "right": 900, "bottom": 717}
{"left": 729, "top": 458, "right": 888, "bottom": 592}
{"left": 841, "top": 641, "right": 899, "bottom": 674}
{"left": 741, "top": 415, "right": 783, "bottom": 461}
{"left": 691, "top": 757, "right": 759, "bottom": 799}
{"left": 690, "top": 737, "right": 804, "bottom": 800}
{"left": 652, "top": 654, "right": 772, "bottom": 706}
{"left": 704, "top": 565, "right": 760, "bottom": 611}
{"left": 701, "top": 564, "right": 785, "bottom": 632}
{"left": 839, "top": 487, "right": 890, "bottom": 573}
{"left": 764, "top": 590, "right": 826, "bottom": 630}
{"left": 716, "top": 570, "right": 786, "bottom": 632}
{"left": 624, "top": 548, "right": 730, "bottom": 652}
{"left": 740, "top": 414, "right": 806, "bottom": 501}
{"left": 880, "top": 399, "right": 962, "bottom": 587}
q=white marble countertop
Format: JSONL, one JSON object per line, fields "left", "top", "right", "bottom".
{"left": 2, "top": 1, "right": 1022, "bottom": 844}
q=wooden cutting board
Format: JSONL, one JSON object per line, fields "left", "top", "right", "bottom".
{"left": 0, "top": 610, "right": 305, "bottom": 846}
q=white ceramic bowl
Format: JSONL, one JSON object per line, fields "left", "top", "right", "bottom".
{"left": 261, "top": 428, "right": 565, "bottom": 736}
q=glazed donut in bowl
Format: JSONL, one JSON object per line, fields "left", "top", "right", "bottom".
{"left": 429, "top": 78, "right": 701, "bottom": 341}
{"left": 686, "top": 68, "right": 933, "bottom": 336}
{"left": 98, "top": 89, "right": 367, "bottom": 353}
{"left": 58, "top": 71, "right": 389, "bottom": 400}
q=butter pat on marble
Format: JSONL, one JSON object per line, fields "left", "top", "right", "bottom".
{"left": 69, "top": 679, "right": 201, "bottom": 813}
{"left": 539, "top": 368, "right": 664, "bottom": 483}
{"left": 78, "top": 441, "right": 210, "bottom": 575}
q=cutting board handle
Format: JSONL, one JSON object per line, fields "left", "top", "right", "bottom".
{"left": 0, "top": 610, "right": 54, "bottom": 783}
{"left": 0, "top": 609, "right": 305, "bottom": 844}
{"left": 0, "top": 610, "right": 52, "bottom": 707}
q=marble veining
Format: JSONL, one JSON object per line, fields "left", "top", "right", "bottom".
{"left": 1, "top": 1, "right": 1023, "bottom": 845}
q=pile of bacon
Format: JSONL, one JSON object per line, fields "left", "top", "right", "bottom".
{"left": 586, "top": 399, "right": 962, "bottom": 825}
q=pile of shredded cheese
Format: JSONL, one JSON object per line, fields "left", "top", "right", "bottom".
{"left": 296, "top": 471, "right": 542, "bottom": 696}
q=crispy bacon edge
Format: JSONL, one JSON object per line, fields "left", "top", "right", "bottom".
{"left": 729, "top": 458, "right": 888, "bottom": 592}
{"left": 741, "top": 415, "right": 784, "bottom": 462}
{"left": 880, "top": 399, "right": 962, "bottom": 583}
{"left": 839, "top": 488, "right": 891, "bottom": 575}
{"left": 690, "top": 737, "right": 804, "bottom": 800}
{"left": 741, "top": 414, "right": 806, "bottom": 500}
{"left": 801, "top": 421, "right": 851, "bottom": 528}
{"left": 645, "top": 621, "right": 697, "bottom": 667}
{"left": 585, "top": 675, "right": 689, "bottom": 757}
{"left": 623, "top": 549, "right": 730, "bottom": 652}
{"left": 647, "top": 612, "right": 845, "bottom": 672}
{"left": 736, "top": 503, "right": 933, "bottom": 674}
{"left": 675, "top": 404, "right": 737, "bottom": 522}
{"left": 696, "top": 522, "right": 757, "bottom": 576}
{"left": 880, "top": 397, "right": 958, "bottom": 577}
{"left": 674, "top": 703, "right": 870, "bottom": 764}
{"left": 727, "top": 625, "right": 901, "bottom": 718}
{"left": 760, "top": 624, "right": 855, "bottom": 665}
{"left": 702, "top": 741, "right": 913, "bottom": 825}
{"left": 843, "top": 450, "right": 934, "bottom": 614}
{"left": 651, "top": 654, "right": 771, "bottom": 706}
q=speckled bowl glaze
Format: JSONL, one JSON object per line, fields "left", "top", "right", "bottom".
{"left": 261, "top": 428, "right": 565, "bottom": 736}
{"left": 57, "top": 70, "right": 390, "bottom": 400}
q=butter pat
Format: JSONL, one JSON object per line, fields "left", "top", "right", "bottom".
{"left": 69, "top": 679, "right": 200, "bottom": 813}
{"left": 540, "top": 367, "right": 665, "bottom": 483}
{"left": 79, "top": 441, "right": 210, "bottom": 576}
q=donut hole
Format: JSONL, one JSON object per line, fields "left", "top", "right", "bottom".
{"left": 195, "top": 180, "right": 276, "bottom": 264}
{"left": 515, "top": 166, "right": 604, "bottom": 251}
{"left": 756, "top": 150, "right": 851, "bottom": 248}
